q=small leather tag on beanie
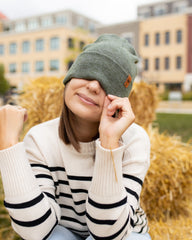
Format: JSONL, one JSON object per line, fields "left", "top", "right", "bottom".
{"left": 124, "top": 75, "right": 132, "bottom": 88}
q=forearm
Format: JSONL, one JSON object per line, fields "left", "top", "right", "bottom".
{"left": 0, "top": 143, "right": 60, "bottom": 240}
{"left": 86, "top": 140, "right": 133, "bottom": 239}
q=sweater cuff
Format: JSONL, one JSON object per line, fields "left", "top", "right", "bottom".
{"left": 0, "top": 142, "right": 39, "bottom": 199}
{"left": 89, "top": 139, "right": 125, "bottom": 198}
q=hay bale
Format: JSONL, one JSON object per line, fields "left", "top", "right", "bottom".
{"left": 129, "top": 81, "right": 159, "bottom": 128}
{"left": 18, "top": 76, "right": 64, "bottom": 138}
{"left": 149, "top": 216, "right": 192, "bottom": 240}
{"left": 141, "top": 128, "right": 192, "bottom": 220}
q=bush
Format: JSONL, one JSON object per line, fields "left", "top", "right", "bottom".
{"left": 182, "top": 91, "right": 192, "bottom": 101}
{"left": 0, "top": 64, "right": 10, "bottom": 96}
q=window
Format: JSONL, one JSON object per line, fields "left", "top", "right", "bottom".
{"left": 155, "top": 58, "right": 160, "bottom": 70}
{"left": 88, "top": 22, "right": 95, "bottom": 33}
{"left": 154, "top": 4, "right": 167, "bottom": 16}
{"left": 79, "top": 41, "right": 85, "bottom": 51}
{"left": 50, "top": 59, "right": 59, "bottom": 71}
{"left": 50, "top": 37, "right": 60, "bottom": 50}
{"left": 56, "top": 14, "right": 67, "bottom": 25}
{"left": 176, "top": 56, "right": 182, "bottom": 69}
{"left": 28, "top": 19, "right": 39, "bottom": 30}
{"left": 165, "top": 31, "right": 170, "bottom": 44}
{"left": 155, "top": 33, "right": 160, "bottom": 45}
{"left": 164, "top": 57, "right": 170, "bottom": 70}
{"left": 41, "top": 16, "right": 53, "bottom": 27}
{"left": 35, "top": 61, "right": 44, "bottom": 72}
{"left": 15, "top": 22, "right": 26, "bottom": 32}
{"left": 138, "top": 7, "right": 151, "bottom": 18}
{"left": 172, "top": 1, "right": 187, "bottom": 13}
{"left": 36, "top": 39, "right": 44, "bottom": 52}
{"left": 144, "top": 59, "right": 149, "bottom": 71}
{"left": 176, "top": 30, "right": 182, "bottom": 43}
{"left": 9, "top": 43, "right": 17, "bottom": 54}
{"left": 68, "top": 60, "right": 74, "bottom": 70}
{"left": 22, "top": 41, "right": 30, "bottom": 53}
{"left": 68, "top": 38, "right": 74, "bottom": 49}
{"left": 77, "top": 17, "right": 84, "bottom": 28}
{"left": 9, "top": 63, "right": 16, "bottom": 73}
{"left": 0, "top": 44, "right": 4, "bottom": 55}
{"left": 144, "top": 34, "right": 149, "bottom": 46}
{"left": 22, "top": 62, "right": 30, "bottom": 73}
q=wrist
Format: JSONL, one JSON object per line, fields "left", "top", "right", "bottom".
{"left": 0, "top": 139, "right": 19, "bottom": 150}
{"left": 100, "top": 135, "right": 119, "bottom": 149}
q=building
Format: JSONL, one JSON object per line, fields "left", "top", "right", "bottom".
{"left": 138, "top": 0, "right": 192, "bottom": 92}
{"left": 96, "top": 21, "right": 140, "bottom": 53}
{"left": 0, "top": 10, "right": 99, "bottom": 88}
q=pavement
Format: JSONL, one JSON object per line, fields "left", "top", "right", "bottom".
{"left": 156, "top": 101, "right": 192, "bottom": 114}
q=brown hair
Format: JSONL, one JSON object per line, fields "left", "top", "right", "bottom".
{"left": 59, "top": 93, "right": 80, "bottom": 152}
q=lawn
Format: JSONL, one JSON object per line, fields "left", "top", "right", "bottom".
{"left": 153, "top": 113, "right": 192, "bottom": 143}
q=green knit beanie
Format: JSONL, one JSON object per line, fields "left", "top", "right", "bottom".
{"left": 63, "top": 34, "right": 139, "bottom": 98}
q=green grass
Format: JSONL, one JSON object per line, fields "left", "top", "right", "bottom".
{"left": 153, "top": 113, "right": 192, "bottom": 142}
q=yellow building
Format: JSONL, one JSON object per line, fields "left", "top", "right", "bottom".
{"left": 0, "top": 10, "right": 98, "bottom": 88}
{"left": 139, "top": 13, "right": 188, "bottom": 92}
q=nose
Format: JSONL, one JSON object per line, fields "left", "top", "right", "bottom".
{"left": 86, "top": 80, "right": 101, "bottom": 94}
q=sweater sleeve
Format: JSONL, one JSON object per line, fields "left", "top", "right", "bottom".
{"left": 86, "top": 124, "right": 150, "bottom": 240}
{"left": 0, "top": 132, "right": 61, "bottom": 240}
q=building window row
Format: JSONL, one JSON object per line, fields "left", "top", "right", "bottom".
{"left": 8, "top": 59, "right": 60, "bottom": 73}
{"left": 144, "top": 56, "right": 182, "bottom": 71}
{"left": 144, "top": 30, "right": 183, "bottom": 46}
{"left": 4, "top": 15, "right": 96, "bottom": 33}
{"left": 0, "top": 37, "right": 84, "bottom": 55}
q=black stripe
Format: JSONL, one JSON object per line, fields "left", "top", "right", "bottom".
{"left": 88, "top": 196, "right": 127, "bottom": 209}
{"left": 60, "top": 204, "right": 86, "bottom": 216}
{"left": 71, "top": 188, "right": 88, "bottom": 194}
{"left": 56, "top": 193, "right": 86, "bottom": 205}
{"left": 68, "top": 175, "right": 92, "bottom": 181}
{"left": 31, "top": 164, "right": 65, "bottom": 172}
{"left": 4, "top": 193, "right": 44, "bottom": 209}
{"left": 56, "top": 192, "right": 72, "bottom": 199}
{"left": 11, "top": 209, "right": 52, "bottom": 227}
{"left": 36, "top": 174, "right": 53, "bottom": 180}
{"left": 61, "top": 216, "right": 87, "bottom": 226}
{"left": 123, "top": 174, "right": 143, "bottom": 186}
{"left": 138, "top": 222, "right": 147, "bottom": 234}
{"left": 125, "top": 188, "right": 139, "bottom": 201}
{"left": 130, "top": 218, "right": 135, "bottom": 228}
{"left": 43, "top": 192, "right": 55, "bottom": 201}
{"left": 54, "top": 179, "right": 69, "bottom": 187}
{"left": 88, "top": 215, "right": 129, "bottom": 240}
{"left": 86, "top": 211, "right": 116, "bottom": 225}
{"left": 49, "top": 166, "right": 65, "bottom": 172}
{"left": 42, "top": 220, "right": 58, "bottom": 240}
{"left": 31, "top": 163, "right": 49, "bottom": 170}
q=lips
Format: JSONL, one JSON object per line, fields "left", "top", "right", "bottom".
{"left": 77, "top": 93, "right": 98, "bottom": 106}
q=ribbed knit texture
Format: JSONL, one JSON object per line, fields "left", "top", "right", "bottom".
{"left": 0, "top": 118, "right": 150, "bottom": 240}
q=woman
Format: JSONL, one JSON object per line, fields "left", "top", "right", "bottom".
{"left": 0, "top": 34, "right": 151, "bottom": 240}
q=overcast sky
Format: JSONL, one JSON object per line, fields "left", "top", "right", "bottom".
{"left": 0, "top": 0, "right": 162, "bottom": 25}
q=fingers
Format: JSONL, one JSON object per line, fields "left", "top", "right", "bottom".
{"left": 107, "top": 95, "right": 131, "bottom": 117}
{"left": 0, "top": 104, "right": 27, "bottom": 122}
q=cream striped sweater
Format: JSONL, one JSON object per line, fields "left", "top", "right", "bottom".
{"left": 0, "top": 118, "right": 150, "bottom": 240}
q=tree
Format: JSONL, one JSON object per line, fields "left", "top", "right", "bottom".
{"left": 0, "top": 64, "right": 10, "bottom": 95}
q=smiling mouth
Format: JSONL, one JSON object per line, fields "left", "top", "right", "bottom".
{"left": 77, "top": 93, "right": 98, "bottom": 106}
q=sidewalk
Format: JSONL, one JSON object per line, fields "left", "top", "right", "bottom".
{"left": 156, "top": 101, "right": 192, "bottom": 114}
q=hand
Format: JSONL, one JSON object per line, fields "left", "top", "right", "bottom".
{"left": 99, "top": 95, "right": 135, "bottom": 149}
{"left": 0, "top": 105, "right": 28, "bottom": 150}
